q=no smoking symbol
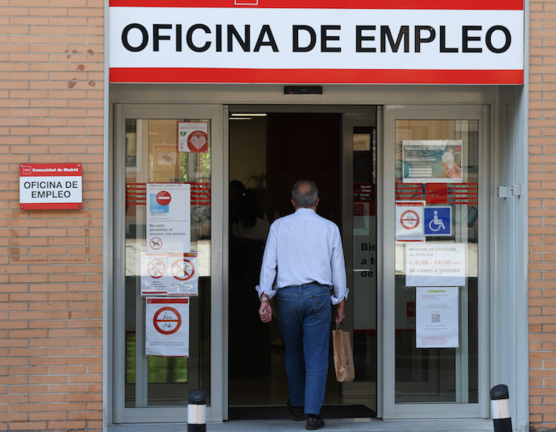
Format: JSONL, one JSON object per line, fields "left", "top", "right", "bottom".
{"left": 400, "top": 210, "right": 420, "bottom": 230}
{"left": 156, "top": 190, "right": 171, "bottom": 206}
{"left": 153, "top": 307, "right": 182, "bottom": 335}
{"left": 171, "top": 259, "right": 195, "bottom": 281}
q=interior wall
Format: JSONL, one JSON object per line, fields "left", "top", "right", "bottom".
{"left": 265, "top": 113, "right": 342, "bottom": 224}
{"left": 229, "top": 117, "right": 267, "bottom": 188}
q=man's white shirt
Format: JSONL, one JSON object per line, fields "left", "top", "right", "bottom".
{"left": 256, "top": 208, "right": 349, "bottom": 305}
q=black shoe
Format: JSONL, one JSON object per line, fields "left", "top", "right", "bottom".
{"left": 306, "top": 415, "right": 325, "bottom": 430}
{"left": 287, "top": 399, "right": 304, "bottom": 421}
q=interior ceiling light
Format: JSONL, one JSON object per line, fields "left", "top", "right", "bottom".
{"left": 230, "top": 113, "right": 267, "bottom": 117}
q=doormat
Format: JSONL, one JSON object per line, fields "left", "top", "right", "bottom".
{"left": 228, "top": 405, "right": 376, "bottom": 420}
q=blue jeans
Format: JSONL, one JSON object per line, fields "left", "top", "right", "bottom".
{"left": 276, "top": 284, "right": 331, "bottom": 416}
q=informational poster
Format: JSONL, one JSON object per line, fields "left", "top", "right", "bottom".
{"left": 147, "top": 183, "right": 190, "bottom": 253}
{"left": 146, "top": 298, "right": 189, "bottom": 357}
{"left": 141, "top": 252, "right": 199, "bottom": 296}
{"left": 406, "top": 243, "right": 466, "bottom": 287}
{"left": 395, "top": 201, "right": 425, "bottom": 242}
{"left": 178, "top": 121, "right": 209, "bottom": 153}
{"left": 141, "top": 253, "right": 169, "bottom": 296}
{"left": 403, "top": 140, "right": 463, "bottom": 183}
{"left": 416, "top": 287, "right": 459, "bottom": 348}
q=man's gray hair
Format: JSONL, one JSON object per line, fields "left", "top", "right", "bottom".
{"left": 292, "top": 181, "right": 319, "bottom": 208}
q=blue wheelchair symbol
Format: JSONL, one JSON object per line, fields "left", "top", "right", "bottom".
{"left": 424, "top": 207, "right": 452, "bottom": 236}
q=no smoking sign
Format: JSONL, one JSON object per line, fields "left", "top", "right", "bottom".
{"left": 146, "top": 298, "right": 189, "bottom": 357}
{"left": 156, "top": 190, "right": 171, "bottom": 206}
{"left": 396, "top": 202, "right": 425, "bottom": 242}
{"left": 400, "top": 210, "right": 420, "bottom": 230}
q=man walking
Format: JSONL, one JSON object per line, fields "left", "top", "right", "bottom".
{"left": 257, "top": 180, "right": 348, "bottom": 431}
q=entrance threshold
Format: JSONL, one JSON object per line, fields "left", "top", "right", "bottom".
{"left": 108, "top": 418, "right": 493, "bottom": 432}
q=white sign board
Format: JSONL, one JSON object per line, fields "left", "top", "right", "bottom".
{"left": 416, "top": 287, "right": 459, "bottom": 348}
{"left": 396, "top": 202, "right": 425, "bottom": 242}
{"left": 19, "top": 163, "right": 82, "bottom": 210}
{"left": 141, "top": 253, "right": 169, "bottom": 296}
{"left": 406, "top": 243, "right": 466, "bottom": 287}
{"left": 146, "top": 298, "right": 190, "bottom": 357}
{"left": 110, "top": 4, "right": 524, "bottom": 84}
{"left": 147, "top": 183, "right": 190, "bottom": 253}
{"left": 141, "top": 252, "right": 199, "bottom": 296}
{"left": 178, "top": 121, "right": 209, "bottom": 153}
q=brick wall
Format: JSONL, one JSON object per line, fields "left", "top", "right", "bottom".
{"left": 0, "top": 1, "right": 104, "bottom": 430}
{"left": 530, "top": 0, "right": 556, "bottom": 429}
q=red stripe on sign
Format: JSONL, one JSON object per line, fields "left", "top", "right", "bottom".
{"left": 109, "top": 0, "right": 523, "bottom": 11}
{"left": 20, "top": 203, "right": 82, "bottom": 210}
{"left": 147, "top": 298, "right": 189, "bottom": 304}
{"left": 110, "top": 68, "right": 523, "bottom": 85}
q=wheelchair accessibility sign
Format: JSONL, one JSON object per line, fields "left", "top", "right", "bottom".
{"left": 424, "top": 207, "right": 452, "bottom": 236}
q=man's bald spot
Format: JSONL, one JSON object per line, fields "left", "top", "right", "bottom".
{"left": 292, "top": 180, "right": 319, "bottom": 208}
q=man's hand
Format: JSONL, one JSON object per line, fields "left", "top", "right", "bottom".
{"left": 259, "top": 299, "right": 272, "bottom": 323}
{"left": 333, "top": 299, "right": 345, "bottom": 323}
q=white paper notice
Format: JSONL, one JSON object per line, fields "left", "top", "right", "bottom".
{"left": 416, "top": 287, "right": 459, "bottom": 348}
{"left": 396, "top": 202, "right": 425, "bottom": 242}
{"left": 167, "top": 253, "right": 198, "bottom": 296}
{"left": 141, "top": 253, "right": 169, "bottom": 296}
{"left": 178, "top": 121, "right": 209, "bottom": 153}
{"left": 147, "top": 184, "right": 190, "bottom": 253}
{"left": 146, "top": 298, "right": 189, "bottom": 357}
{"left": 406, "top": 243, "right": 465, "bottom": 287}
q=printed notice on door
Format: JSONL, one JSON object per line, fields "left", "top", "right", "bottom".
{"left": 146, "top": 298, "right": 189, "bottom": 357}
{"left": 406, "top": 243, "right": 465, "bottom": 287}
{"left": 403, "top": 140, "right": 463, "bottom": 183}
{"left": 147, "top": 183, "right": 190, "bottom": 253}
{"left": 416, "top": 287, "right": 459, "bottom": 348}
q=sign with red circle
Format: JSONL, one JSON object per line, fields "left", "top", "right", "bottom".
{"left": 187, "top": 131, "right": 208, "bottom": 153}
{"left": 153, "top": 306, "right": 182, "bottom": 335}
{"left": 147, "top": 259, "right": 166, "bottom": 279}
{"left": 150, "top": 237, "right": 163, "bottom": 250}
{"left": 156, "top": 190, "right": 171, "bottom": 206}
{"left": 171, "top": 258, "right": 195, "bottom": 281}
{"left": 400, "top": 210, "right": 420, "bottom": 230}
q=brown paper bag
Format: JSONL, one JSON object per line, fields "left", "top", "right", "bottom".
{"left": 332, "top": 322, "right": 355, "bottom": 382}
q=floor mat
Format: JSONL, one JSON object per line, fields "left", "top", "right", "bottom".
{"left": 228, "top": 404, "right": 376, "bottom": 420}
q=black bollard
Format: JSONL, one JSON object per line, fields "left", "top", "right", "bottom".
{"left": 188, "top": 389, "right": 207, "bottom": 432}
{"left": 491, "top": 384, "right": 512, "bottom": 432}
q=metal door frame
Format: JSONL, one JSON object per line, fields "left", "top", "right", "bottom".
{"left": 112, "top": 103, "right": 225, "bottom": 423}
{"left": 382, "top": 105, "right": 491, "bottom": 419}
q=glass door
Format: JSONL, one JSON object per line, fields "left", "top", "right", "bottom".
{"left": 341, "top": 109, "right": 380, "bottom": 414}
{"left": 113, "top": 104, "right": 224, "bottom": 423}
{"left": 382, "top": 106, "right": 490, "bottom": 419}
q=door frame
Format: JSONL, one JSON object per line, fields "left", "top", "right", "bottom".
{"left": 382, "top": 105, "right": 491, "bottom": 419}
{"left": 105, "top": 84, "right": 525, "bottom": 426}
{"left": 226, "top": 104, "right": 381, "bottom": 417}
{"left": 112, "top": 103, "right": 225, "bottom": 423}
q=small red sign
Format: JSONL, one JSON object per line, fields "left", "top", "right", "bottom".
{"left": 156, "top": 190, "right": 171, "bottom": 206}
{"left": 426, "top": 183, "right": 448, "bottom": 205}
{"left": 400, "top": 210, "right": 420, "bottom": 230}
